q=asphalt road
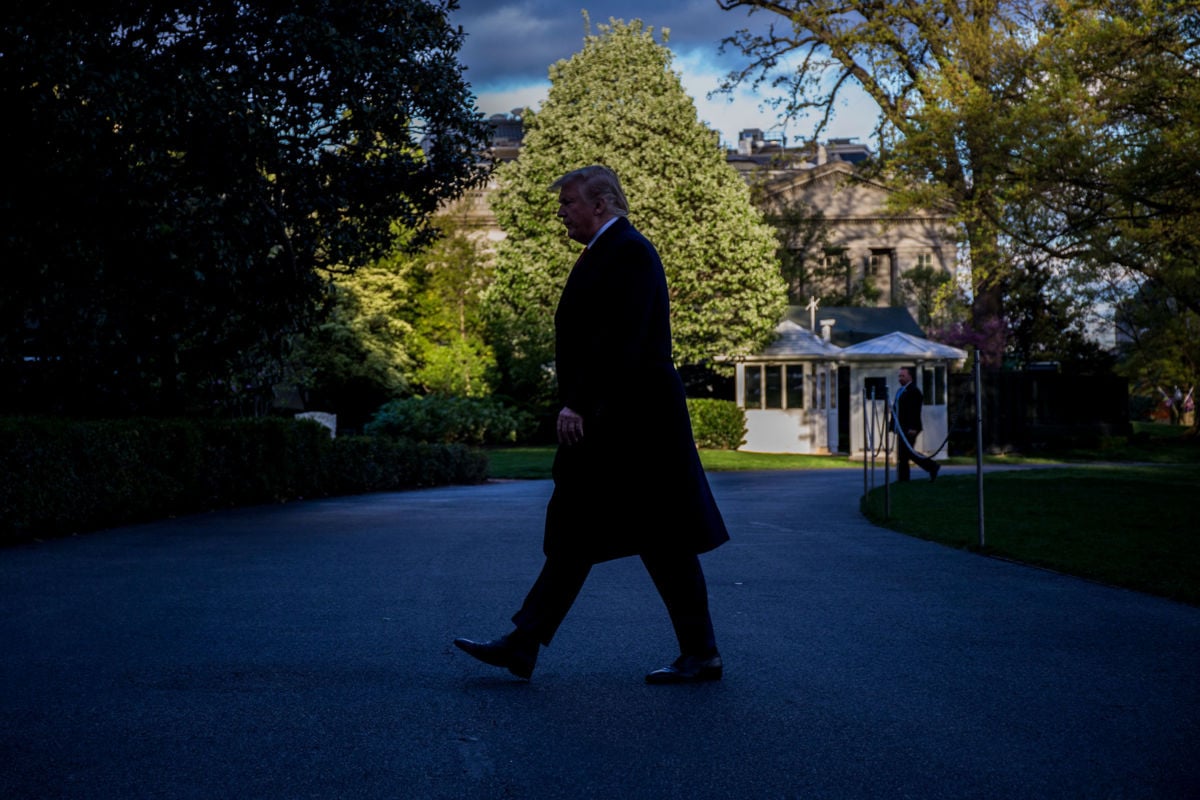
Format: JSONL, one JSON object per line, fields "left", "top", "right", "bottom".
{"left": 2, "top": 468, "right": 1197, "bottom": 800}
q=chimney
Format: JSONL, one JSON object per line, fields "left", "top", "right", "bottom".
{"left": 819, "top": 318, "right": 835, "bottom": 341}
{"left": 816, "top": 143, "right": 828, "bottom": 166}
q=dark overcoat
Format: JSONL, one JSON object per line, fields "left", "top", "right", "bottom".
{"left": 543, "top": 217, "right": 729, "bottom": 564}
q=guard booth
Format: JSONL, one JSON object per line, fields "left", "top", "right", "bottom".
{"left": 727, "top": 326, "right": 966, "bottom": 457}
{"left": 837, "top": 332, "right": 968, "bottom": 460}
{"left": 727, "top": 320, "right": 842, "bottom": 454}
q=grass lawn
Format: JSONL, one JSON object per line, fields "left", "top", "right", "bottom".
{"left": 482, "top": 446, "right": 865, "bottom": 478}
{"left": 861, "top": 464, "right": 1200, "bottom": 607}
{"left": 483, "top": 423, "right": 1200, "bottom": 607}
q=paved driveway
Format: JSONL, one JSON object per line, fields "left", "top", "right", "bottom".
{"left": 2, "top": 468, "right": 1197, "bottom": 799}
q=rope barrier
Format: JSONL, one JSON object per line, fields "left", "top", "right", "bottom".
{"left": 890, "top": 407, "right": 952, "bottom": 460}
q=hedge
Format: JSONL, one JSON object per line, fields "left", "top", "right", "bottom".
{"left": 0, "top": 416, "right": 487, "bottom": 545}
{"left": 687, "top": 398, "right": 746, "bottom": 450}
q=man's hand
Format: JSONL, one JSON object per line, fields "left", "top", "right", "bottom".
{"left": 557, "top": 406, "right": 585, "bottom": 445}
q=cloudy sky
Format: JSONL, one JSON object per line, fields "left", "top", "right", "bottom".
{"left": 448, "top": 1, "right": 879, "bottom": 149}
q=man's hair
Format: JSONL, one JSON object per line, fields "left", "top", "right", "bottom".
{"left": 551, "top": 165, "right": 629, "bottom": 217}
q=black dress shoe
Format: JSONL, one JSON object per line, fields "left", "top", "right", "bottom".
{"left": 453, "top": 632, "right": 538, "bottom": 680}
{"left": 645, "top": 653, "right": 723, "bottom": 684}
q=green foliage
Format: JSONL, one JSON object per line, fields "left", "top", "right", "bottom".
{"left": 0, "top": 0, "right": 490, "bottom": 416}
{"left": 409, "top": 218, "right": 497, "bottom": 397}
{"left": 1114, "top": 281, "right": 1200, "bottom": 425}
{"left": 900, "top": 265, "right": 957, "bottom": 330}
{"left": 364, "top": 396, "right": 535, "bottom": 445}
{"left": 0, "top": 416, "right": 487, "bottom": 543}
{"left": 1016, "top": 1, "right": 1200, "bottom": 315}
{"left": 290, "top": 250, "right": 420, "bottom": 429}
{"left": 321, "top": 436, "right": 487, "bottom": 495}
{"left": 1012, "top": 2, "right": 1199, "bottom": 399}
{"left": 289, "top": 216, "right": 497, "bottom": 427}
{"left": 485, "top": 16, "right": 787, "bottom": 406}
{"left": 686, "top": 398, "right": 747, "bottom": 450}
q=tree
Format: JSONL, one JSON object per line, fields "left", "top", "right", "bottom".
{"left": 1012, "top": 2, "right": 1199, "bottom": 314}
{"left": 290, "top": 214, "right": 495, "bottom": 426}
{"left": 485, "top": 16, "right": 786, "bottom": 406}
{"left": 1113, "top": 281, "right": 1199, "bottom": 427}
{"left": 289, "top": 240, "right": 419, "bottom": 430}
{"left": 0, "top": 0, "right": 490, "bottom": 416}
{"left": 409, "top": 219, "right": 496, "bottom": 398}
{"left": 718, "top": 1, "right": 1198, "bottom": 370}
{"left": 900, "top": 264, "right": 957, "bottom": 331}
{"left": 1003, "top": 257, "right": 1115, "bottom": 373}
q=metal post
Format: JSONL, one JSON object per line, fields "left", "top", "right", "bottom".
{"left": 869, "top": 387, "right": 877, "bottom": 493}
{"left": 883, "top": 384, "right": 890, "bottom": 519}
{"left": 862, "top": 387, "right": 869, "bottom": 499}
{"left": 974, "top": 352, "right": 985, "bottom": 547}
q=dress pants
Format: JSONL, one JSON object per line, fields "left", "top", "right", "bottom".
{"left": 897, "top": 431, "right": 937, "bottom": 481}
{"left": 511, "top": 551, "right": 717, "bottom": 657}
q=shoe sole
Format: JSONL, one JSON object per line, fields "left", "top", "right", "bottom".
{"left": 645, "top": 666, "right": 723, "bottom": 685}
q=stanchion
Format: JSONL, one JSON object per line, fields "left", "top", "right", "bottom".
{"left": 883, "top": 385, "right": 890, "bottom": 519}
{"left": 862, "top": 387, "right": 869, "bottom": 500}
{"left": 868, "top": 386, "right": 878, "bottom": 494}
{"left": 974, "top": 351, "right": 985, "bottom": 547}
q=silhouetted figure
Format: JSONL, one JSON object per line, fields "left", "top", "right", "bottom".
{"left": 453, "top": 165, "right": 728, "bottom": 684}
{"left": 891, "top": 366, "right": 940, "bottom": 482}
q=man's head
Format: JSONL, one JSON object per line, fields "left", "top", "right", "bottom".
{"left": 551, "top": 165, "right": 629, "bottom": 245}
{"left": 898, "top": 366, "right": 915, "bottom": 386}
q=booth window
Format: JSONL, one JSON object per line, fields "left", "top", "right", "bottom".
{"left": 745, "top": 365, "right": 763, "bottom": 408}
{"left": 922, "top": 365, "right": 947, "bottom": 405}
{"left": 786, "top": 365, "right": 805, "bottom": 409}
{"left": 864, "top": 376, "right": 888, "bottom": 403}
{"left": 765, "top": 366, "right": 783, "bottom": 408}
{"left": 745, "top": 364, "right": 807, "bottom": 410}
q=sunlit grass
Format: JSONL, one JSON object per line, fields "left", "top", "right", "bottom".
{"left": 861, "top": 464, "right": 1200, "bottom": 606}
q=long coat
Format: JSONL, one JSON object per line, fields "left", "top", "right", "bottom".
{"left": 543, "top": 217, "right": 729, "bottom": 564}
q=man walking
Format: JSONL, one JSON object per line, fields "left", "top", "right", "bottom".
{"left": 453, "top": 165, "right": 728, "bottom": 684}
{"left": 891, "top": 366, "right": 940, "bottom": 482}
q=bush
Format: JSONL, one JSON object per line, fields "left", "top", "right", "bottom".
{"left": 364, "top": 396, "right": 535, "bottom": 445}
{"left": 0, "top": 416, "right": 486, "bottom": 545}
{"left": 687, "top": 398, "right": 746, "bottom": 450}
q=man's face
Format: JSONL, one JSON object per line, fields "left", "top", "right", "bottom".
{"left": 557, "top": 180, "right": 603, "bottom": 245}
{"left": 897, "top": 368, "right": 912, "bottom": 386}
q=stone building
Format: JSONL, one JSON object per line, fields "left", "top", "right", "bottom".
{"left": 749, "top": 152, "right": 958, "bottom": 314}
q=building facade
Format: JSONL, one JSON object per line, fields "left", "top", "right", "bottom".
{"left": 753, "top": 158, "right": 958, "bottom": 313}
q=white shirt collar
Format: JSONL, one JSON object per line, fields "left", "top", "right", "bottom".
{"left": 585, "top": 216, "right": 619, "bottom": 249}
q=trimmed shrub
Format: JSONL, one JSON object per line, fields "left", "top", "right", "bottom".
{"left": 687, "top": 398, "right": 746, "bottom": 450}
{"left": 0, "top": 416, "right": 487, "bottom": 545}
{"left": 364, "top": 396, "right": 535, "bottom": 445}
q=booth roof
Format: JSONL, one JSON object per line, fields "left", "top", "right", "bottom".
{"left": 761, "top": 320, "right": 843, "bottom": 357}
{"left": 840, "top": 330, "right": 968, "bottom": 361}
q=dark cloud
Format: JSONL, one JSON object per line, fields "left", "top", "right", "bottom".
{"left": 451, "top": 1, "right": 764, "bottom": 92}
